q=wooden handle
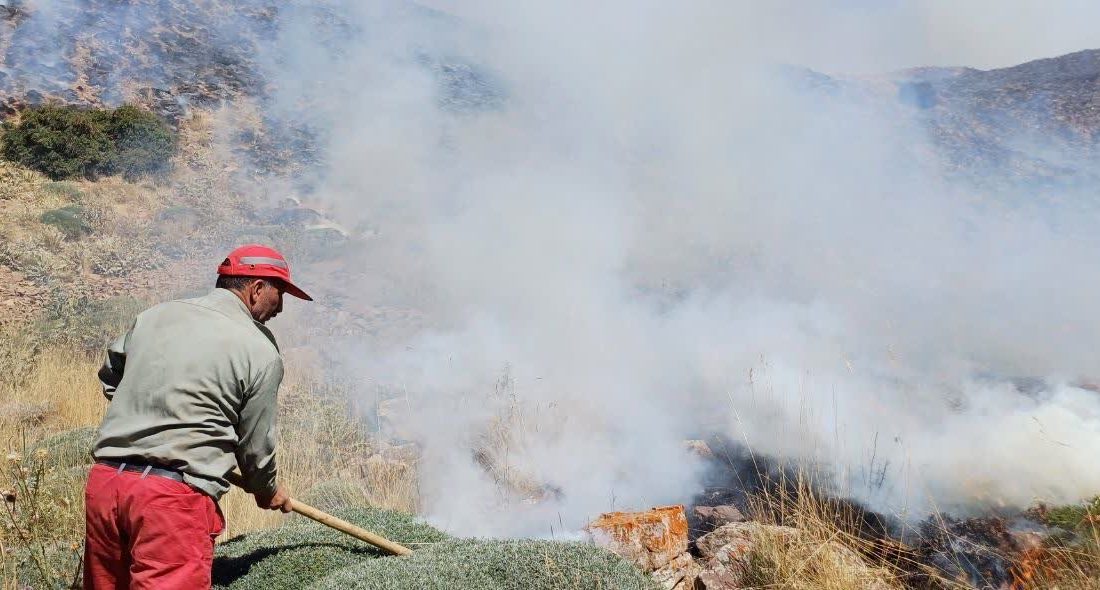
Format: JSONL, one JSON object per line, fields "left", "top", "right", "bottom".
{"left": 226, "top": 472, "right": 413, "bottom": 556}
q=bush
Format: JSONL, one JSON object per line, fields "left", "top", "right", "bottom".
{"left": 0, "top": 105, "right": 112, "bottom": 180}
{"left": 212, "top": 507, "right": 658, "bottom": 590}
{"left": 298, "top": 479, "right": 372, "bottom": 514}
{"left": 40, "top": 205, "right": 91, "bottom": 240}
{"left": 29, "top": 427, "right": 97, "bottom": 471}
{"left": 1, "top": 104, "right": 177, "bottom": 181}
{"left": 103, "top": 105, "right": 178, "bottom": 180}
{"left": 213, "top": 507, "right": 451, "bottom": 590}
{"left": 315, "top": 540, "right": 660, "bottom": 590}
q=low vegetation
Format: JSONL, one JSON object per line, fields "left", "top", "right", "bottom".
{"left": 214, "top": 508, "right": 657, "bottom": 590}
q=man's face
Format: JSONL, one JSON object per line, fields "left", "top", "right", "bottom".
{"left": 248, "top": 280, "right": 285, "bottom": 324}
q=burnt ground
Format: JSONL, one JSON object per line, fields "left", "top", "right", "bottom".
{"left": 689, "top": 436, "right": 1092, "bottom": 589}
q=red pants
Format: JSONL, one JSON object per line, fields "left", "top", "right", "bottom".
{"left": 83, "top": 463, "right": 225, "bottom": 590}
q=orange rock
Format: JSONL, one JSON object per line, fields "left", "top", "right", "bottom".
{"left": 586, "top": 505, "right": 689, "bottom": 572}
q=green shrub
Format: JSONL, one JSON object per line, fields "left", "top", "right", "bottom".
{"left": 102, "top": 105, "right": 178, "bottom": 180}
{"left": 298, "top": 479, "right": 372, "bottom": 514}
{"left": 316, "top": 540, "right": 660, "bottom": 590}
{"left": 213, "top": 507, "right": 451, "bottom": 590}
{"left": 39, "top": 205, "right": 91, "bottom": 240}
{"left": 1, "top": 104, "right": 177, "bottom": 181}
{"left": 1, "top": 105, "right": 112, "bottom": 180}
{"left": 212, "top": 507, "right": 657, "bottom": 590}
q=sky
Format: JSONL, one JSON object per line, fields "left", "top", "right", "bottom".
{"left": 419, "top": 0, "right": 1100, "bottom": 74}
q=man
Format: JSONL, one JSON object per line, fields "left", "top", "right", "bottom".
{"left": 84, "top": 244, "right": 312, "bottom": 589}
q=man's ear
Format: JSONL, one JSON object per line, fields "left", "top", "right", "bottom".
{"left": 246, "top": 279, "right": 264, "bottom": 302}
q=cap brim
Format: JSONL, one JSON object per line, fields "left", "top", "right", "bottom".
{"left": 280, "top": 280, "right": 313, "bottom": 301}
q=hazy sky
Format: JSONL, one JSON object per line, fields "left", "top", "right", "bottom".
{"left": 421, "top": 0, "right": 1100, "bottom": 73}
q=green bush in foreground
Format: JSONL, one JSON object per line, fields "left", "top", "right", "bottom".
{"left": 213, "top": 507, "right": 451, "bottom": 590}
{"left": 314, "top": 539, "right": 660, "bottom": 590}
{"left": 1, "top": 104, "right": 176, "bottom": 181}
{"left": 212, "top": 507, "right": 657, "bottom": 590}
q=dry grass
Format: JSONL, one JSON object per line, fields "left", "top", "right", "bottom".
{"left": 738, "top": 473, "right": 1100, "bottom": 590}
{"left": 0, "top": 327, "right": 421, "bottom": 588}
{"left": 743, "top": 478, "right": 910, "bottom": 590}
{"left": 0, "top": 348, "right": 104, "bottom": 444}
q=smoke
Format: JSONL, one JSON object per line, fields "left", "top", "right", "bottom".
{"left": 239, "top": 1, "right": 1100, "bottom": 536}
{"left": 10, "top": 0, "right": 1100, "bottom": 535}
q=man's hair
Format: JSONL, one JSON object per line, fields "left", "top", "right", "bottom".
{"left": 216, "top": 275, "right": 283, "bottom": 292}
{"left": 216, "top": 275, "right": 260, "bottom": 291}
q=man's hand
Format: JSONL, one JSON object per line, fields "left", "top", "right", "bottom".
{"left": 255, "top": 485, "right": 293, "bottom": 513}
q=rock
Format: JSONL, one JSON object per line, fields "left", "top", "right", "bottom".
{"left": 696, "top": 569, "right": 742, "bottom": 590}
{"left": 651, "top": 552, "right": 701, "bottom": 590}
{"left": 696, "top": 522, "right": 797, "bottom": 560}
{"left": 693, "top": 504, "right": 746, "bottom": 529}
{"left": 586, "top": 505, "right": 689, "bottom": 572}
{"left": 695, "top": 522, "right": 799, "bottom": 588}
{"left": 683, "top": 439, "right": 714, "bottom": 459}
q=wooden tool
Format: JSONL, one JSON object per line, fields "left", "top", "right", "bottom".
{"left": 225, "top": 472, "right": 413, "bottom": 556}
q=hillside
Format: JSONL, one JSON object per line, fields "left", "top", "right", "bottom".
{"left": 2, "top": 3, "right": 1100, "bottom": 589}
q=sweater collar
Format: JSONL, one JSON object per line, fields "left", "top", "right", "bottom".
{"left": 209, "top": 287, "right": 254, "bottom": 321}
{"left": 207, "top": 288, "right": 280, "bottom": 352}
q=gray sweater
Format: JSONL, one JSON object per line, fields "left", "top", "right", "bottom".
{"left": 93, "top": 288, "right": 283, "bottom": 500}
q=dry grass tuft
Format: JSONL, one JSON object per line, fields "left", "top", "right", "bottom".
{"left": 744, "top": 478, "right": 909, "bottom": 590}
{"left": 0, "top": 348, "right": 104, "bottom": 440}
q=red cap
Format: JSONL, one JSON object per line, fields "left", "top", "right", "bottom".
{"left": 217, "top": 244, "right": 313, "bottom": 301}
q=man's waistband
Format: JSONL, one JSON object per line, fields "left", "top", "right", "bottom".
{"left": 95, "top": 459, "right": 186, "bottom": 483}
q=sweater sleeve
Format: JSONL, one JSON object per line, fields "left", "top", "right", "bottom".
{"left": 234, "top": 357, "right": 283, "bottom": 497}
{"left": 97, "top": 322, "right": 134, "bottom": 400}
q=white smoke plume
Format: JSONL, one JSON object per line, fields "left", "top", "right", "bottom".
{"left": 14, "top": 0, "right": 1100, "bottom": 536}
{"left": 243, "top": 1, "right": 1100, "bottom": 536}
